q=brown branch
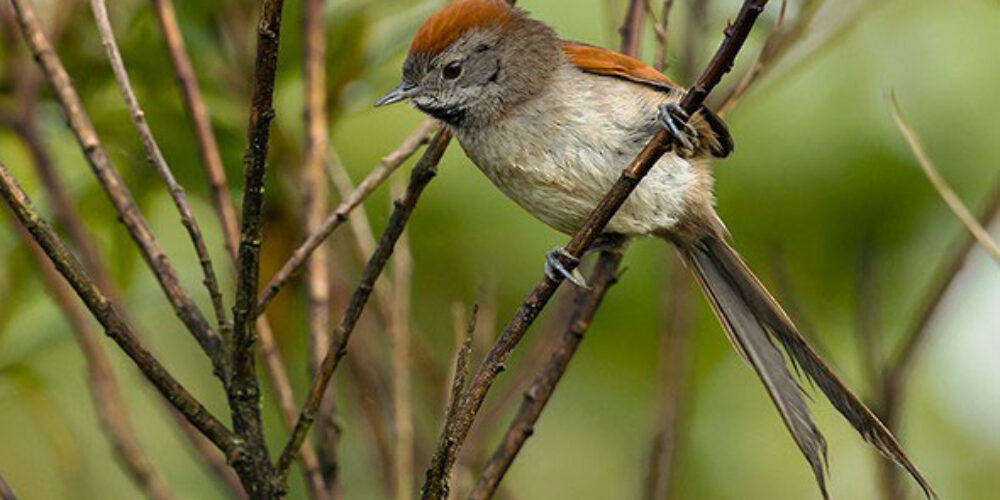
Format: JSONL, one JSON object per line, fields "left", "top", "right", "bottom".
{"left": 150, "top": 0, "right": 240, "bottom": 259}
{"left": 274, "top": 128, "right": 453, "bottom": 485}
{"left": 299, "top": 0, "right": 334, "bottom": 498}
{"left": 227, "top": 0, "right": 287, "bottom": 495}
{"left": 469, "top": 247, "right": 624, "bottom": 500}
{"left": 642, "top": 257, "right": 694, "bottom": 500}
{"left": 890, "top": 95, "right": 1000, "bottom": 263}
{"left": 420, "top": 2, "right": 769, "bottom": 497}
{"left": 88, "top": 0, "right": 230, "bottom": 345}
{"left": 648, "top": 0, "right": 675, "bottom": 72}
{"left": 390, "top": 176, "right": 416, "bottom": 500}
{"left": 257, "top": 119, "right": 439, "bottom": 314}
{"left": 0, "top": 160, "right": 238, "bottom": 456}
{"left": 436, "top": 304, "right": 478, "bottom": 499}
{"left": 9, "top": 0, "right": 227, "bottom": 383}
{"left": 9, "top": 216, "right": 175, "bottom": 500}
{"left": 619, "top": 0, "right": 646, "bottom": 57}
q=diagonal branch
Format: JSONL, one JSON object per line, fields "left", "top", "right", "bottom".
{"left": 421, "top": 1, "right": 770, "bottom": 497}
{"left": 8, "top": 0, "right": 227, "bottom": 383}
{"left": 0, "top": 472, "right": 15, "bottom": 500}
{"left": 0, "top": 160, "right": 237, "bottom": 455}
{"left": 257, "top": 119, "right": 439, "bottom": 314}
{"left": 469, "top": 246, "right": 625, "bottom": 500}
{"left": 88, "top": 0, "right": 231, "bottom": 345}
{"left": 274, "top": 128, "right": 453, "bottom": 484}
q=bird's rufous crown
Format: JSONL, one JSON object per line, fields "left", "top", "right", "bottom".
{"left": 409, "top": 0, "right": 514, "bottom": 57}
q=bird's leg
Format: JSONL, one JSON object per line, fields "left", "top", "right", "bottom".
{"left": 658, "top": 102, "right": 700, "bottom": 158}
{"left": 545, "top": 247, "right": 588, "bottom": 288}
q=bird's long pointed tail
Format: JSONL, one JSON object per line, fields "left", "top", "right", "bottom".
{"left": 678, "top": 233, "right": 935, "bottom": 499}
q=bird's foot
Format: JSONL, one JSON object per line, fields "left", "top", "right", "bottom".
{"left": 658, "top": 102, "right": 700, "bottom": 157}
{"left": 544, "top": 247, "right": 588, "bottom": 288}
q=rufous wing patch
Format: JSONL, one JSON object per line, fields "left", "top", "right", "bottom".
{"left": 561, "top": 42, "right": 679, "bottom": 91}
{"left": 410, "top": 0, "right": 514, "bottom": 57}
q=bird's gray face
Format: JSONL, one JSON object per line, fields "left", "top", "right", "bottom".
{"left": 377, "top": 29, "right": 506, "bottom": 128}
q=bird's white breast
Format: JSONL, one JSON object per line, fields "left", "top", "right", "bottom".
{"left": 453, "top": 64, "right": 703, "bottom": 237}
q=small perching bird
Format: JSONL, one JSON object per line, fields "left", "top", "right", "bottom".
{"left": 376, "top": 1, "right": 935, "bottom": 497}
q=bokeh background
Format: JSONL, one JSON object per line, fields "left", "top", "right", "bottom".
{"left": 1, "top": 0, "right": 998, "bottom": 498}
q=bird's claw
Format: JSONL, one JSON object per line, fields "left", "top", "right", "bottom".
{"left": 658, "top": 102, "right": 699, "bottom": 157}
{"left": 544, "top": 247, "right": 588, "bottom": 288}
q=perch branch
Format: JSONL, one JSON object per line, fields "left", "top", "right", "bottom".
{"left": 420, "top": 1, "right": 769, "bottom": 496}
{"left": 274, "top": 128, "right": 453, "bottom": 484}
{"left": 0, "top": 160, "right": 237, "bottom": 454}
{"left": 9, "top": 0, "right": 227, "bottom": 383}
{"left": 469, "top": 247, "right": 624, "bottom": 500}
{"left": 89, "top": 0, "right": 230, "bottom": 343}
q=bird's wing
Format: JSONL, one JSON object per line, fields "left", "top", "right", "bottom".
{"left": 561, "top": 42, "right": 679, "bottom": 92}
{"left": 561, "top": 42, "right": 733, "bottom": 158}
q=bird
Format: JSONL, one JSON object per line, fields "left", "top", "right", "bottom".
{"left": 376, "top": 0, "right": 934, "bottom": 498}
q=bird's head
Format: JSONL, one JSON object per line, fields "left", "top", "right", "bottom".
{"left": 376, "top": 0, "right": 560, "bottom": 128}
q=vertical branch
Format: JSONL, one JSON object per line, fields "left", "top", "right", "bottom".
{"left": 619, "top": 0, "right": 646, "bottom": 57}
{"left": 275, "top": 129, "right": 453, "bottom": 484}
{"left": 300, "top": 0, "right": 334, "bottom": 497}
{"left": 228, "top": 0, "right": 287, "bottom": 495}
{"left": 9, "top": 0, "right": 226, "bottom": 383}
{"left": 150, "top": 0, "right": 240, "bottom": 258}
{"left": 390, "top": 176, "right": 416, "bottom": 500}
{"left": 421, "top": 1, "right": 768, "bottom": 496}
{"left": 468, "top": 248, "right": 624, "bottom": 500}
{"left": 0, "top": 160, "right": 237, "bottom": 455}
{"left": 642, "top": 259, "right": 694, "bottom": 500}
{"left": 650, "top": 0, "right": 675, "bottom": 72}
{"left": 88, "top": 0, "right": 230, "bottom": 343}
{"left": 8, "top": 217, "right": 175, "bottom": 500}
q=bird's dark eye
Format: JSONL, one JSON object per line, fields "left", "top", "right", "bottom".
{"left": 443, "top": 61, "right": 462, "bottom": 80}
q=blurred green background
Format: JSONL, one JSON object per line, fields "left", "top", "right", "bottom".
{"left": 1, "top": 0, "right": 998, "bottom": 498}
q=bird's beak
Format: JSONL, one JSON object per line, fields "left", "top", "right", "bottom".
{"left": 375, "top": 82, "right": 419, "bottom": 107}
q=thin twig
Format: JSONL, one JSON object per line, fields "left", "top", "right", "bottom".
{"left": 889, "top": 94, "right": 1000, "bottom": 264}
{"left": 470, "top": 247, "right": 624, "bottom": 500}
{"left": 642, "top": 257, "right": 694, "bottom": 500}
{"left": 300, "top": 0, "right": 335, "bottom": 497}
{"left": 150, "top": 0, "right": 240, "bottom": 259}
{"left": 275, "top": 128, "right": 453, "bottom": 485}
{"left": 9, "top": 217, "right": 175, "bottom": 500}
{"left": 0, "top": 160, "right": 237, "bottom": 455}
{"left": 421, "top": 2, "right": 769, "bottom": 496}
{"left": 390, "top": 175, "right": 416, "bottom": 500}
{"left": 0, "top": 472, "right": 15, "bottom": 500}
{"left": 88, "top": 0, "right": 231, "bottom": 345}
{"left": 9, "top": 0, "right": 227, "bottom": 383}
{"left": 437, "top": 304, "right": 478, "bottom": 499}
{"left": 648, "top": 0, "right": 674, "bottom": 72}
{"left": 257, "top": 119, "right": 439, "bottom": 314}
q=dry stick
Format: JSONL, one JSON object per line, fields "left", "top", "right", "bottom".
{"left": 149, "top": 0, "right": 240, "bottom": 259}
{"left": 257, "top": 119, "right": 439, "bottom": 314}
{"left": 470, "top": 248, "right": 625, "bottom": 500}
{"left": 275, "top": 128, "right": 454, "bottom": 484}
{"left": 8, "top": 0, "right": 227, "bottom": 383}
{"left": 9, "top": 220, "right": 175, "bottom": 500}
{"left": 299, "top": 0, "right": 335, "bottom": 498}
{"left": 148, "top": 0, "right": 327, "bottom": 486}
{"left": 421, "top": 1, "right": 769, "bottom": 497}
{"left": 390, "top": 175, "right": 416, "bottom": 500}
{"left": 889, "top": 96, "right": 1000, "bottom": 264}
{"left": 619, "top": 0, "right": 646, "bottom": 57}
{"left": 228, "top": 0, "right": 286, "bottom": 496}
{"left": 641, "top": 259, "right": 694, "bottom": 500}
{"left": 0, "top": 161, "right": 238, "bottom": 454}
{"left": 88, "top": 0, "right": 230, "bottom": 343}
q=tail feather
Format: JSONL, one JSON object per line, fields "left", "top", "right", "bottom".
{"left": 681, "top": 234, "right": 935, "bottom": 499}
